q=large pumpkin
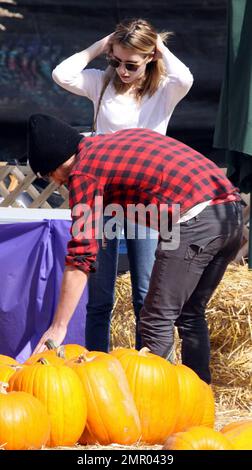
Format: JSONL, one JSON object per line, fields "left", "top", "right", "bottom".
{"left": 163, "top": 426, "right": 234, "bottom": 450}
{"left": 221, "top": 420, "right": 252, "bottom": 450}
{"left": 67, "top": 352, "right": 141, "bottom": 446}
{"left": 173, "top": 364, "right": 207, "bottom": 432}
{"left": 0, "top": 382, "right": 50, "bottom": 449}
{"left": 110, "top": 347, "right": 179, "bottom": 444}
{"left": 9, "top": 360, "right": 87, "bottom": 447}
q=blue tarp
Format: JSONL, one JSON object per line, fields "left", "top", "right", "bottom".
{"left": 0, "top": 219, "right": 87, "bottom": 362}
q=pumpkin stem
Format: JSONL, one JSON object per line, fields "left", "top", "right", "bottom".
{"left": 0, "top": 382, "right": 9, "bottom": 394}
{"left": 37, "top": 358, "right": 50, "bottom": 365}
{"left": 10, "top": 365, "right": 23, "bottom": 370}
{"left": 56, "top": 345, "right": 66, "bottom": 359}
{"left": 139, "top": 347, "right": 151, "bottom": 356}
{"left": 75, "top": 353, "right": 95, "bottom": 363}
{"left": 45, "top": 339, "right": 57, "bottom": 350}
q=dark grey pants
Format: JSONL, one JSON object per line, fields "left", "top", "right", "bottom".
{"left": 139, "top": 201, "right": 243, "bottom": 383}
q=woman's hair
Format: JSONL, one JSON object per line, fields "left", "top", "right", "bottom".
{"left": 106, "top": 18, "right": 172, "bottom": 99}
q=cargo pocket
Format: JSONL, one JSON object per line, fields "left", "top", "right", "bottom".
{"left": 184, "top": 236, "right": 224, "bottom": 266}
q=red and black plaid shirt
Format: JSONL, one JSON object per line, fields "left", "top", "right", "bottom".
{"left": 66, "top": 128, "right": 240, "bottom": 274}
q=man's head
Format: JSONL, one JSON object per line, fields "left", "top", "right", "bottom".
{"left": 27, "top": 113, "right": 83, "bottom": 178}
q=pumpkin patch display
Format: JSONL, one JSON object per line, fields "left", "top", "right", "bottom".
{"left": 67, "top": 352, "right": 141, "bottom": 446}
{"left": 0, "top": 382, "right": 50, "bottom": 450}
{"left": 221, "top": 420, "right": 252, "bottom": 450}
{"left": 111, "top": 347, "right": 179, "bottom": 444}
{"left": 9, "top": 360, "right": 87, "bottom": 447}
{"left": 163, "top": 426, "right": 234, "bottom": 450}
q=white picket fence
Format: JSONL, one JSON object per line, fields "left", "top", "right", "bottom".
{"left": 0, "top": 163, "right": 69, "bottom": 209}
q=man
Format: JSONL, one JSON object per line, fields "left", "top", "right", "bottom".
{"left": 29, "top": 113, "right": 243, "bottom": 383}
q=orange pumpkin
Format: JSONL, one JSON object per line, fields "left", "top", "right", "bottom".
{"left": 163, "top": 426, "right": 234, "bottom": 450}
{"left": 199, "top": 381, "right": 215, "bottom": 428}
{"left": 173, "top": 364, "right": 206, "bottom": 432}
{"left": 9, "top": 360, "right": 87, "bottom": 447}
{"left": 25, "top": 341, "right": 88, "bottom": 364}
{"left": 0, "top": 364, "right": 22, "bottom": 383}
{"left": 221, "top": 420, "right": 252, "bottom": 450}
{"left": 57, "top": 343, "right": 88, "bottom": 361}
{"left": 25, "top": 351, "right": 65, "bottom": 365}
{"left": 0, "top": 354, "right": 19, "bottom": 365}
{"left": 110, "top": 347, "right": 179, "bottom": 444}
{"left": 25, "top": 339, "right": 65, "bottom": 365}
{"left": 67, "top": 352, "right": 141, "bottom": 446}
{"left": 0, "top": 382, "right": 50, "bottom": 449}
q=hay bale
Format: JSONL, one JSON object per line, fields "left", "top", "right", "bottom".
{"left": 111, "top": 263, "right": 252, "bottom": 411}
{"left": 110, "top": 273, "right": 135, "bottom": 350}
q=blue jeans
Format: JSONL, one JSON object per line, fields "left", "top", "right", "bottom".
{"left": 139, "top": 201, "right": 243, "bottom": 383}
{"left": 85, "top": 219, "right": 158, "bottom": 351}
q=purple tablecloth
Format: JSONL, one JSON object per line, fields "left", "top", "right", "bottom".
{"left": 0, "top": 219, "right": 87, "bottom": 362}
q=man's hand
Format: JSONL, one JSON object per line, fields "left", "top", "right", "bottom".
{"left": 32, "top": 324, "right": 67, "bottom": 355}
{"left": 32, "top": 266, "right": 88, "bottom": 355}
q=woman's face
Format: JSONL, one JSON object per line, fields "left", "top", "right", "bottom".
{"left": 111, "top": 43, "right": 152, "bottom": 84}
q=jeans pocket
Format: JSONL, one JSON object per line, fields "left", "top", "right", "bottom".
{"left": 184, "top": 236, "right": 224, "bottom": 262}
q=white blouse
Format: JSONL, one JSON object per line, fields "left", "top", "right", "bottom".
{"left": 52, "top": 46, "right": 193, "bottom": 135}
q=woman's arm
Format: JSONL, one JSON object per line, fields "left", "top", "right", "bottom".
{"left": 52, "top": 33, "right": 113, "bottom": 97}
{"left": 156, "top": 35, "right": 194, "bottom": 92}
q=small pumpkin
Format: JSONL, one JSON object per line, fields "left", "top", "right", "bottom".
{"left": 0, "top": 382, "right": 50, "bottom": 450}
{"left": 221, "top": 420, "right": 252, "bottom": 450}
{"left": 163, "top": 426, "right": 234, "bottom": 450}
{"left": 110, "top": 347, "right": 179, "bottom": 444}
{"left": 9, "top": 359, "right": 87, "bottom": 447}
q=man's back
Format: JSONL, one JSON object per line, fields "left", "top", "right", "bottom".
{"left": 73, "top": 128, "right": 238, "bottom": 215}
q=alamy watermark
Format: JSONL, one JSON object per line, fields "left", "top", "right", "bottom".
{"left": 71, "top": 196, "right": 181, "bottom": 250}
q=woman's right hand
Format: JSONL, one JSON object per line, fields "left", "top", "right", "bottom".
{"left": 100, "top": 33, "right": 115, "bottom": 55}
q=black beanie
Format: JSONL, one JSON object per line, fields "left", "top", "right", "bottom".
{"left": 27, "top": 113, "right": 83, "bottom": 176}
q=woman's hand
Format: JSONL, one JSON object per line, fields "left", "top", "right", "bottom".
{"left": 100, "top": 32, "right": 115, "bottom": 55}
{"left": 153, "top": 34, "right": 165, "bottom": 60}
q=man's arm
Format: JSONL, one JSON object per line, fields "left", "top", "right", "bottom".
{"left": 32, "top": 266, "right": 87, "bottom": 354}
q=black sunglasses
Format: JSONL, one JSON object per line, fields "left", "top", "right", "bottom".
{"left": 107, "top": 57, "right": 145, "bottom": 72}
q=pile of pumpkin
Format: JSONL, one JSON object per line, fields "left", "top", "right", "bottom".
{"left": 0, "top": 345, "right": 251, "bottom": 450}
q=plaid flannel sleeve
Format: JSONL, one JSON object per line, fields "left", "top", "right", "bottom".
{"left": 65, "top": 173, "right": 104, "bottom": 274}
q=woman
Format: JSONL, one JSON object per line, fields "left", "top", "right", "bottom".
{"left": 52, "top": 18, "right": 193, "bottom": 352}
